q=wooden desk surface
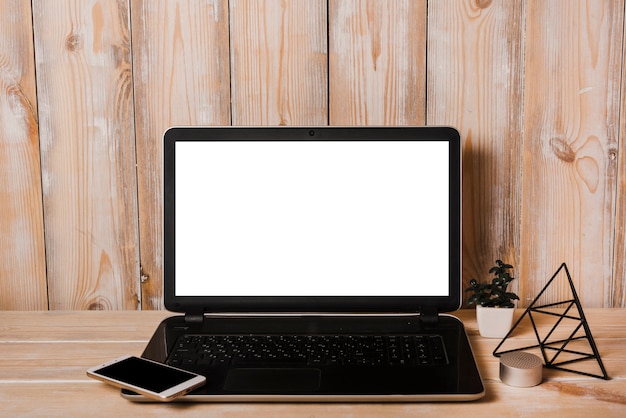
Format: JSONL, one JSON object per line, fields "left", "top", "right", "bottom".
{"left": 1, "top": 309, "right": 624, "bottom": 417}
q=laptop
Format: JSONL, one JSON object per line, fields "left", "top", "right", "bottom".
{"left": 126, "top": 126, "right": 484, "bottom": 402}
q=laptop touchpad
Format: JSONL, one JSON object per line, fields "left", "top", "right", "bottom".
{"left": 224, "top": 368, "right": 321, "bottom": 393}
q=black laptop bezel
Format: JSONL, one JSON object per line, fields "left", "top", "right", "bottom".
{"left": 163, "top": 126, "right": 462, "bottom": 314}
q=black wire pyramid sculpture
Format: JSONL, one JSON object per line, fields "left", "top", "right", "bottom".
{"left": 493, "top": 262, "right": 609, "bottom": 380}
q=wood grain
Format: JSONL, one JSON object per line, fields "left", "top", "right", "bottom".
{"left": 613, "top": 0, "right": 626, "bottom": 309}
{"left": 32, "top": 0, "right": 140, "bottom": 310}
{"left": 229, "top": 0, "right": 328, "bottom": 125}
{"left": 329, "top": 0, "right": 426, "bottom": 125}
{"left": 0, "top": 0, "right": 48, "bottom": 310}
{"left": 1, "top": 381, "right": 624, "bottom": 417}
{"left": 427, "top": 0, "right": 525, "bottom": 303}
{"left": 131, "top": 0, "right": 231, "bottom": 309}
{"left": 2, "top": 1, "right": 626, "bottom": 310}
{"left": 520, "top": 0, "right": 623, "bottom": 307}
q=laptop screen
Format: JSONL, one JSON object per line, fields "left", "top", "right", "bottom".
{"left": 163, "top": 127, "right": 461, "bottom": 313}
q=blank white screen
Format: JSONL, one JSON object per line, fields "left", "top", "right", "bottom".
{"left": 175, "top": 141, "right": 449, "bottom": 296}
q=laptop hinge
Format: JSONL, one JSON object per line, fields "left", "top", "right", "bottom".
{"left": 184, "top": 311, "right": 205, "bottom": 324}
{"left": 419, "top": 307, "right": 439, "bottom": 325}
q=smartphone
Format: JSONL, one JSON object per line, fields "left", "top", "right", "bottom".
{"left": 86, "top": 355, "right": 206, "bottom": 402}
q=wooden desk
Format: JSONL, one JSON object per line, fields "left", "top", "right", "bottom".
{"left": 1, "top": 309, "right": 624, "bottom": 417}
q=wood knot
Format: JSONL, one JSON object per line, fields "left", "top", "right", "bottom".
{"left": 88, "top": 302, "right": 106, "bottom": 310}
{"left": 87, "top": 297, "right": 111, "bottom": 310}
{"left": 549, "top": 137, "right": 575, "bottom": 162}
{"left": 65, "top": 34, "right": 83, "bottom": 52}
{"left": 474, "top": 0, "right": 493, "bottom": 8}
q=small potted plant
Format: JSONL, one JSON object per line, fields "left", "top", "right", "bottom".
{"left": 465, "top": 260, "right": 520, "bottom": 338}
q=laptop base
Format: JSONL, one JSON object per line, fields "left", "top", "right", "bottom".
{"left": 123, "top": 313, "right": 484, "bottom": 402}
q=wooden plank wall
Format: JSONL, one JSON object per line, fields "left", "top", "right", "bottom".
{"left": 0, "top": 0, "right": 624, "bottom": 310}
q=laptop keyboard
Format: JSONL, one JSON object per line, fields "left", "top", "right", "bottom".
{"left": 167, "top": 334, "right": 448, "bottom": 369}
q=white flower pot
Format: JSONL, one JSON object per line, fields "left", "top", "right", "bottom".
{"left": 476, "top": 305, "right": 515, "bottom": 338}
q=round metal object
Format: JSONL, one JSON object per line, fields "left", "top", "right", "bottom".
{"left": 499, "top": 351, "right": 543, "bottom": 387}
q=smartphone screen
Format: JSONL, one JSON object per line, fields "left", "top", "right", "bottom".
{"left": 87, "top": 356, "right": 206, "bottom": 401}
